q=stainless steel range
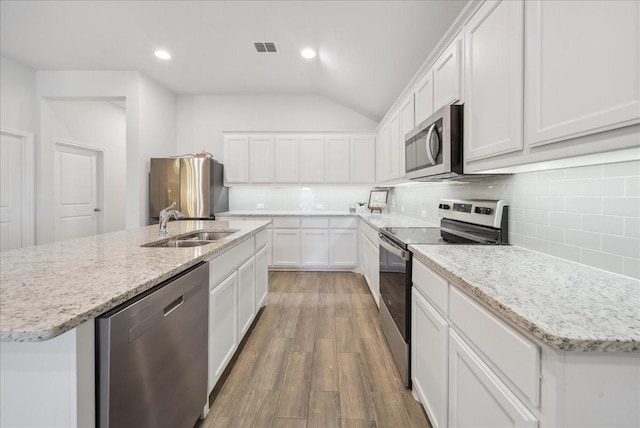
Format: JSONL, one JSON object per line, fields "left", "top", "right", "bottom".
{"left": 377, "top": 199, "right": 509, "bottom": 387}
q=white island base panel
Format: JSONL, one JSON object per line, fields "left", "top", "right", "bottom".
{"left": 1, "top": 321, "right": 95, "bottom": 428}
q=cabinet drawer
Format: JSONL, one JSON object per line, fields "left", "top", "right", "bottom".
{"left": 255, "top": 229, "right": 269, "bottom": 250}
{"left": 412, "top": 259, "right": 448, "bottom": 316}
{"left": 330, "top": 217, "right": 357, "bottom": 229}
{"left": 209, "top": 238, "right": 255, "bottom": 288}
{"left": 272, "top": 217, "right": 301, "bottom": 228}
{"left": 301, "top": 217, "right": 329, "bottom": 228}
{"left": 449, "top": 287, "right": 540, "bottom": 406}
{"left": 360, "top": 220, "right": 379, "bottom": 245}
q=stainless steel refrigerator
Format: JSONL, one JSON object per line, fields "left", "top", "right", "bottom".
{"left": 149, "top": 158, "right": 229, "bottom": 222}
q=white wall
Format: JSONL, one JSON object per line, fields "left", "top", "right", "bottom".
{"left": 176, "top": 95, "right": 378, "bottom": 160}
{"left": 229, "top": 186, "right": 372, "bottom": 212}
{"left": 0, "top": 56, "right": 37, "bottom": 133}
{"left": 394, "top": 160, "right": 640, "bottom": 279}
{"left": 41, "top": 100, "right": 127, "bottom": 234}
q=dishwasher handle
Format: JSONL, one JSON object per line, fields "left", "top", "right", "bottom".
{"left": 164, "top": 295, "right": 184, "bottom": 316}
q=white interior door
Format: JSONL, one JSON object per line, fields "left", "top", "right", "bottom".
{"left": 54, "top": 142, "right": 103, "bottom": 242}
{"left": 0, "top": 134, "right": 24, "bottom": 251}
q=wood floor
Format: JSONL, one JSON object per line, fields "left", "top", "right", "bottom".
{"left": 199, "top": 271, "right": 432, "bottom": 428}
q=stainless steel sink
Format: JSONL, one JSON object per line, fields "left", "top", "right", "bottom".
{"left": 147, "top": 240, "right": 211, "bottom": 248}
{"left": 181, "top": 230, "right": 240, "bottom": 241}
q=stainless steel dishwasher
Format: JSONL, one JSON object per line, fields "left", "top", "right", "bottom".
{"left": 97, "top": 262, "right": 209, "bottom": 428}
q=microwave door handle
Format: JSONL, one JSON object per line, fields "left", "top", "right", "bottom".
{"left": 425, "top": 124, "right": 437, "bottom": 166}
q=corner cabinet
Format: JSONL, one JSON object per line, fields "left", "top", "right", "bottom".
{"left": 524, "top": 0, "right": 640, "bottom": 147}
{"left": 463, "top": 0, "right": 524, "bottom": 162}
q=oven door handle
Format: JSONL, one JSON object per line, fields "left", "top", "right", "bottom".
{"left": 440, "top": 227, "right": 498, "bottom": 245}
{"left": 378, "top": 234, "right": 411, "bottom": 260}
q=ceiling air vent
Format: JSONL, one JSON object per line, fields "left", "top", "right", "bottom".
{"left": 253, "top": 42, "right": 277, "bottom": 53}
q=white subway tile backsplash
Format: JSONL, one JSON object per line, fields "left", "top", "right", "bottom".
{"left": 581, "top": 249, "right": 624, "bottom": 275}
{"left": 565, "top": 229, "right": 601, "bottom": 251}
{"left": 523, "top": 236, "right": 550, "bottom": 254}
{"left": 603, "top": 161, "right": 640, "bottom": 177}
{"left": 623, "top": 257, "right": 640, "bottom": 279}
{"left": 537, "top": 225, "right": 565, "bottom": 243}
{"left": 582, "top": 178, "right": 625, "bottom": 196}
{"left": 603, "top": 197, "right": 640, "bottom": 217}
{"left": 602, "top": 235, "right": 640, "bottom": 259}
{"left": 548, "top": 243, "right": 581, "bottom": 262}
{"left": 625, "top": 177, "right": 640, "bottom": 197}
{"left": 625, "top": 217, "right": 640, "bottom": 238}
{"left": 525, "top": 209, "right": 549, "bottom": 225}
{"left": 536, "top": 196, "right": 565, "bottom": 211}
{"left": 565, "top": 164, "right": 603, "bottom": 179}
{"left": 564, "top": 197, "right": 602, "bottom": 214}
{"left": 582, "top": 214, "right": 624, "bottom": 236}
{"left": 513, "top": 221, "right": 537, "bottom": 237}
{"left": 549, "top": 212, "right": 582, "bottom": 229}
{"left": 549, "top": 180, "right": 582, "bottom": 196}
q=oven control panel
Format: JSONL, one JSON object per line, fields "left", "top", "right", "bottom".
{"left": 438, "top": 199, "right": 507, "bottom": 228}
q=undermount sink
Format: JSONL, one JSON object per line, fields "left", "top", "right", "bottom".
{"left": 142, "top": 229, "right": 240, "bottom": 248}
{"left": 147, "top": 240, "right": 211, "bottom": 248}
{"left": 181, "top": 230, "right": 240, "bottom": 241}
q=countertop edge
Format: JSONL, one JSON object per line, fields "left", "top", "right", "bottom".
{"left": 409, "top": 246, "right": 640, "bottom": 353}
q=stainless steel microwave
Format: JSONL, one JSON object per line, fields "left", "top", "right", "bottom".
{"left": 405, "top": 104, "right": 463, "bottom": 181}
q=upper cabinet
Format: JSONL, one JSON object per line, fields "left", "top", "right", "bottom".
{"left": 464, "top": 0, "right": 524, "bottom": 162}
{"left": 414, "top": 69, "right": 434, "bottom": 125}
{"left": 275, "top": 136, "right": 299, "bottom": 183}
{"left": 223, "top": 135, "right": 249, "bottom": 183}
{"left": 389, "top": 112, "right": 402, "bottom": 180}
{"left": 249, "top": 136, "right": 275, "bottom": 183}
{"left": 433, "top": 35, "right": 464, "bottom": 112}
{"left": 524, "top": 0, "right": 640, "bottom": 147}
{"left": 376, "top": 124, "right": 390, "bottom": 183}
{"left": 223, "top": 132, "right": 375, "bottom": 185}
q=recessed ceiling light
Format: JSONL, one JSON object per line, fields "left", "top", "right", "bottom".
{"left": 154, "top": 49, "right": 171, "bottom": 60}
{"left": 301, "top": 48, "right": 316, "bottom": 59}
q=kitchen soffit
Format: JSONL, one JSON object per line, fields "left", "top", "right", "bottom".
{"left": 0, "top": 0, "right": 466, "bottom": 122}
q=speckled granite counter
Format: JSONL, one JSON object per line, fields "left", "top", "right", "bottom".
{"left": 409, "top": 245, "right": 640, "bottom": 352}
{"left": 0, "top": 220, "right": 269, "bottom": 342}
{"left": 218, "top": 211, "right": 438, "bottom": 229}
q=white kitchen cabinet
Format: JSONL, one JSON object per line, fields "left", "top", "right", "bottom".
{"left": 398, "top": 92, "right": 414, "bottom": 175}
{"left": 350, "top": 135, "right": 376, "bottom": 183}
{"left": 301, "top": 229, "right": 329, "bottom": 267}
{"left": 524, "top": 0, "right": 640, "bottom": 147}
{"left": 449, "top": 330, "right": 538, "bottom": 428}
{"left": 376, "top": 124, "right": 390, "bottom": 183}
{"left": 361, "top": 231, "right": 380, "bottom": 306}
{"left": 272, "top": 229, "right": 301, "bottom": 267}
{"left": 389, "top": 111, "right": 402, "bottom": 180}
{"left": 300, "top": 135, "right": 325, "bottom": 183}
{"left": 433, "top": 35, "right": 463, "bottom": 111}
{"left": 237, "top": 256, "right": 256, "bottom": 340}
{"left": 325, "top": 136, "right": 350, "bottom": 183}
{"left": 275, "top": 136, "right": 299, "bottom": 183}
{"left": 254, "top": 246, "right": 268, "bottom": 309}
{"left": 249, "top": 136, "right": 275, "bottom": 183}
{"left": 208, "top": 271, "right": 238, "bottom": 392}
{"left": 412, "top": 288, "right": 449, "bottom": 428}
{"left": 329, "top": 229, "right": 357, "bottom": 268}
{"left": 414, "top": 68, "right": 434, "bottom": 125}
{"left": 223, "top": 135, "right": 249, "bottom": 183}
{"left": 464, "top": 0, "right": 524, "bottom": 162}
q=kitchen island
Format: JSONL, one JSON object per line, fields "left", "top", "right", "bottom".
{"left": 0, "top": 219, "right": 270, "bottom": 427}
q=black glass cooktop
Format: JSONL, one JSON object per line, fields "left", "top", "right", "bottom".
{"left": 382, "top": 227, "right": 447, "bottom": 245}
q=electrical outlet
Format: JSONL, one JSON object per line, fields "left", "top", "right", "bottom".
{"left": 421, "top": 210, "right": 427, "bottom": 218}
{"left": 315, "top": 204, "right": 323, "bottom": 209}
{"left": 257, "top": 203, "right": 264, "bottom": 209}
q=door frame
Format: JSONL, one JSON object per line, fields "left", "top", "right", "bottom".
{"left": 53, "top": 138, "right": 107, "bottom": 238}
{"left": 0, "top": 127, "right": 35, "bottom": 247}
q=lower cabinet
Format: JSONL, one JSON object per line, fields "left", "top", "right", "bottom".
{"left": 208, "top": 272, "right": 238, "bottom": 393}
{"left": 272, "top": 229, "right": 301, "bottom": 266}
{"left": 361, "top": 232, "right": 380, "bottom": 306}
{"left": 412, "top": 288, "right": 449, "bottom": 428}
{"left": 330, "top": 229, "right": 358, "bottom": 267}
{"left": 448, "top": 330, "right": 538, "bottom": 428}
{"left": 255, "top": 246, "right": 268, "bottom": 308}
{"left": 237, "top": 256, "right": 255, "bottom": 340}
{"left": 301, "top": 229, "right": 329, "bottom": 267}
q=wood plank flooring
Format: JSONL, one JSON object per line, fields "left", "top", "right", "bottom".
{"left": 199, "top": 271, "right": 432, "bottom": 428}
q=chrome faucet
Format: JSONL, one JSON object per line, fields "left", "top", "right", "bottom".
{"left": 158, "top": 202, "right": 184, "bottom": 236}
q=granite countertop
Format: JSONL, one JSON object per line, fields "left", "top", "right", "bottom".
{"left": 0, "top": 220, "right": 270, "bottom": 342}
{"left": 409, "top": 245, "right": 640, "bottom": 352}
{"left": 218, "top": 211, "right": 438, "bottom": 229}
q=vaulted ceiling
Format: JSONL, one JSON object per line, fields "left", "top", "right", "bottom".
{"left": 0, "top": 0, "right": 467, "bottom": 121}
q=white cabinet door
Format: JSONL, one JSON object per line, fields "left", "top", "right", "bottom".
{"left": 237, "top": 256, "right": 256, "bottom": 340}
{"left": 414, "top": 68, "right": 434, "bottom": 124}
{"left": 350, "top": 135, "right": 376, "bottom": 183}
{"left": 363, "top": 236, "right": 380, "bottom": 306}
{"left": 300, "top": 135, "right": 325, "bottom": 183}
{"left": 223, "top": 135, "right": 249, "bottom": 183}
{"left": 412, "top": 288, "right": 449, "bottom": 428}
{"left": 376, "top": 125, "right": 390, "bottom": 183}
{"left": 433, "top": 36, "right": 463, "bottom": 111}
{"left": 301, "top": 229, "right": 329, "bottom": 267}
{"left": 329, "top": 229, "right": 357, "bottom": 268}
{"left": 464, "top": 0, "right": 524, "bottom": 161}
{"left": 254, "top": 246, "right": 268, "bottom": 309}
{"left": 272, "top": 229, "right": 301, "bottom": 267}
{"left": 208, "top": 271, "right": 238, "bottom": 393}
{"left": 449, "top": 330, "right": 538, "bottom": 428}
{"left": 389, "top": 112, "right": 401, "bottom": 180}
{"left": 525, "top": 0, "right": 640, "bottom": 147}
{"left": 275, "top": 136, "right": 299, "bottom": 183}
{"left": 249, "top": 136, "right": 275, "bottom": 183}
{"left": 325, "top": 136, "right": 350, "bottom": 183}
{"left": 399, "top": 93, "right": 415, "bottom": 175}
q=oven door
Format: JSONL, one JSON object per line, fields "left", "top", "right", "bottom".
{"left": 378, "top": 234, "right": 411, "bottom": 387}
